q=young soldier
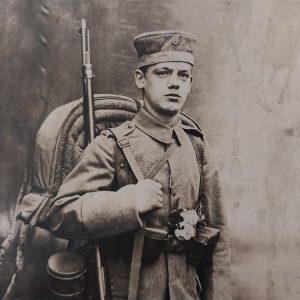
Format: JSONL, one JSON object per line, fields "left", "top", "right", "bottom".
{"left": 42, "top": 31, "right": 231, "bottom": 299}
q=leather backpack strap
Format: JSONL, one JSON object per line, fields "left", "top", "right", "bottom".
{"left": 186, "top": 132, "right": 205, "bottom": 214}
{"left": 109, "top": 126, "right": 177, "bottom": 300}
{"left": 109, "top": 128, "right": 145, "bottom": 181}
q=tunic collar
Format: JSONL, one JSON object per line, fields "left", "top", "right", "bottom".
{"left": 133, "top": 107, "right": 184, "bottom": 145}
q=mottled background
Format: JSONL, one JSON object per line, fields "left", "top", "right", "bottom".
{"left": 1, "top": 0, "right": 300, "bottom": 299}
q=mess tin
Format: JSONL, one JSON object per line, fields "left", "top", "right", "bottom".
{"left": 47, "top": 250, "right": 87, "bottom": 299}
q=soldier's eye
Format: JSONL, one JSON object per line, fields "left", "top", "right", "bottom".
{"left": 156, "top": 71, "right": 168, "bottom": 77}
{"left": 179, "top": 73, "right": 190, "bottom": 80}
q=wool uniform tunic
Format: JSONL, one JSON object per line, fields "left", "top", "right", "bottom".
{"left": 42, "top": 107, "right": 231, "bottom": 300}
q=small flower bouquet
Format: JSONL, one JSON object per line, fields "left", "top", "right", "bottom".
{"left": 168, "top": 209, "right": 201, "bottom": 241}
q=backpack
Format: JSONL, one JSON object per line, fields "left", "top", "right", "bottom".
{"left": 0, "top": 94, "right": 138, "bottom": 299}
{"left": 0, "top": 94, "right": 204, "bottom": 299}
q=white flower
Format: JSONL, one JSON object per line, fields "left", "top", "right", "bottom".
{"left": 175, "top": 222, "right": 196, "bottom": 240}
{"left": 180, "top": 209, "right": 199, "bottom": 226}
{"left": 174, "top": 209, "right": 200, "bottom": 241}
{"left": 184, "top": 224, "right": 196, "bottom": 238}
{"left": 175, "top": 229, "right": 188, "bottom": 241}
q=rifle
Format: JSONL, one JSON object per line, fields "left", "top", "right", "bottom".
{"left": 79, "top": 19, "right": 106, "bottom": 300}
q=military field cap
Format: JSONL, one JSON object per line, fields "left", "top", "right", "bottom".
{"left": 133, "top": 30, "right": 197, "bottom": 68}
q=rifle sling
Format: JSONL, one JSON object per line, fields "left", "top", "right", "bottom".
{"left": 109, "top": 127, "right": 177, "bottom": 300}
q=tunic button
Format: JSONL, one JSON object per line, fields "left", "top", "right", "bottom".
{"left": 172, "top": 37, "right": 179, "bottom": 46}
{"left": 120, "top": 163, "right": 125, "bottom": 169}
{"left": 128, "top": 121, "right": 134, "bottom": 128}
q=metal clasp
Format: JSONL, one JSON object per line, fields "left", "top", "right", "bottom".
{"left": 117, "top": 138, "right": 130, "bottom": 148}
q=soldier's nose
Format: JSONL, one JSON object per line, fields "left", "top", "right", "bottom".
{"left": 168, "top": 74, "right": 180, "bottom": 90}
{"left": 168, "top": 83, "right": 180, "bottom": 90}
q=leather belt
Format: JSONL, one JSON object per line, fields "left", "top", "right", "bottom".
{"left": 144, "top": 226, "right": 186, "bottom": 254}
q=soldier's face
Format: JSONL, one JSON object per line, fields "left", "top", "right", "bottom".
{"left": 135, "top": 62, "right": 193, "bottom": 117}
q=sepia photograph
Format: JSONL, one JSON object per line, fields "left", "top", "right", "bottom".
{"left": 0, "top": 1, "right": 299, "bottom": 299}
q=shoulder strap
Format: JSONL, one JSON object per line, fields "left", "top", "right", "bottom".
{"left": 187, "top": 132, "right": 205, "bottom": 214}
{"left": 109, "top": 127, "right": 145, "bottom": 181}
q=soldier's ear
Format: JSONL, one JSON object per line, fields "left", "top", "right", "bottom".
{"left": 134, "top": 69, "right": 145, "bottom": 89}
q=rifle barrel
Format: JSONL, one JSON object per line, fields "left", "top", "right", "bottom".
{"left": 80, "top": 19, "right": 95, "bottom": 143}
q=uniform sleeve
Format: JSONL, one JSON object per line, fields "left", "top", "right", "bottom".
{"left": 200, "top": 137, "right": 232, "bottom": 300}
{"left": 39, "top": 133, "right": 142, "bottom": 240}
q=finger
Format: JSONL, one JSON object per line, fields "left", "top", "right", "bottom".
{"left": 150, "top": 201, "right": 163, "bottom": 210}
{"left": 153, "top": 201, "right": 163, "bottom": 208}
{"left": 153, "top": 195, "right": 163, "bottom": 203}
{"left": 155, "top": 189, "right": 163, "bottom": 196}
{"left": 149, "top": 184, "right": 163, "bottom": 194}
{"left": 149, "top": 180, "right": 162, "bottom": 189}
{"left": 148, "top": 185, "right": 163, "bottom": 195}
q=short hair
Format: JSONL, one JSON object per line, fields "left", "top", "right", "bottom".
{"left": 138, "top": 65, "right": 150, "bottom": 76}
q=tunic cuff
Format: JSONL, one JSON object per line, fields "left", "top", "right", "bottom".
{"left": 81, "top": 186, "right": 143, "bottom": 238}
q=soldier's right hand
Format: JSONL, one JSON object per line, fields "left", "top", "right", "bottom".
{"left": 134, "top": 179, "right": 163, "bottom": 214}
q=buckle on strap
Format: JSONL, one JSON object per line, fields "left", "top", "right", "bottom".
{"left": 117, "top": 137, "right": 130, "bottom": 148}
{"left": 145, "top": 227, "right": 168, "bottom": 240}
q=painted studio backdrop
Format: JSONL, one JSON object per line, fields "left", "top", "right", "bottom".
{"left": 1, "top": 1, "right": 300, "bottom": 299}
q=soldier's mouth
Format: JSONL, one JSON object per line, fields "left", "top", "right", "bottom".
{"left": 165, "top": 93, "right": 181, "bottom": 100}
